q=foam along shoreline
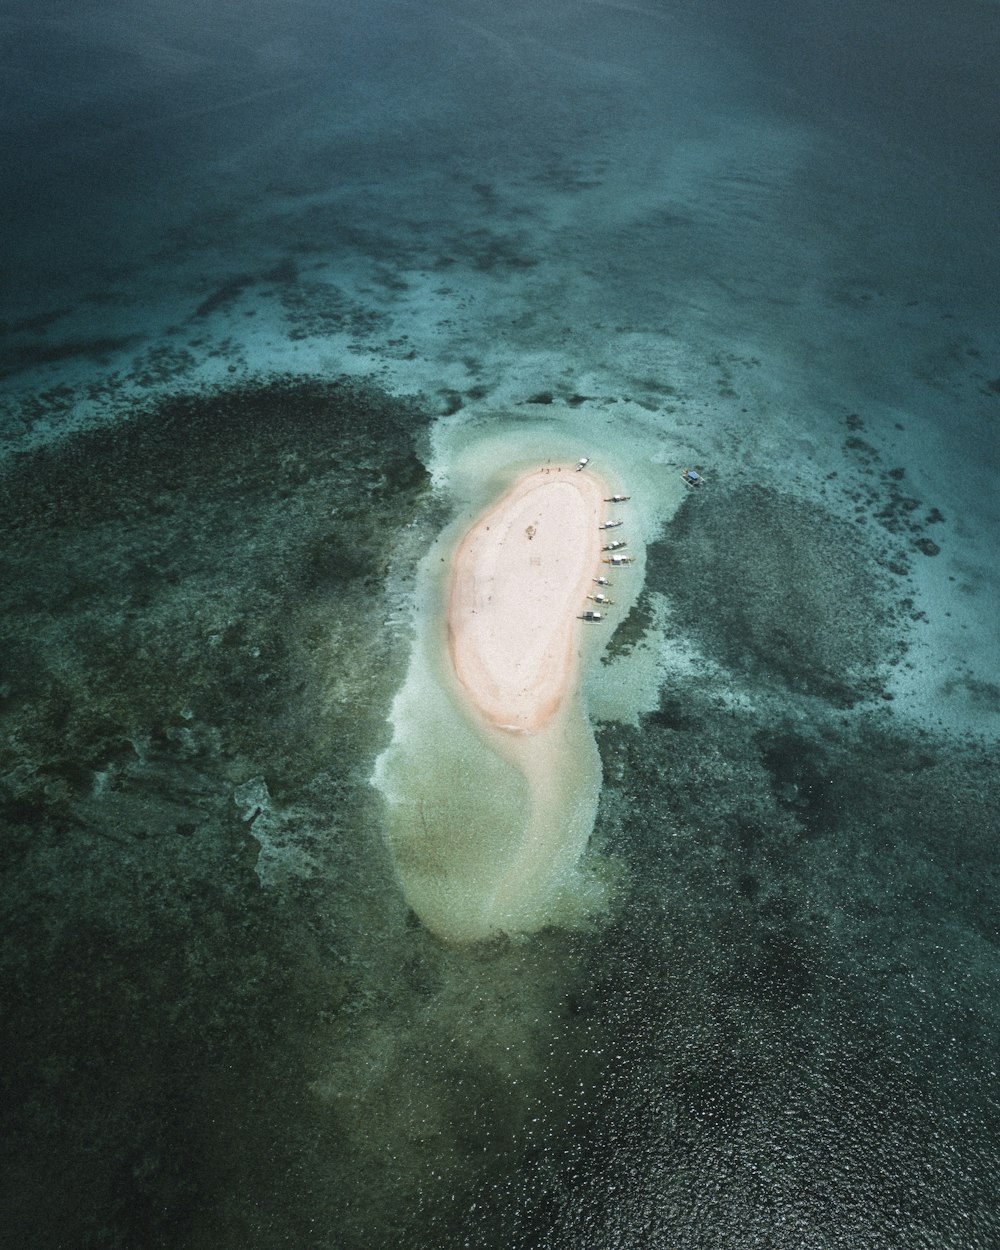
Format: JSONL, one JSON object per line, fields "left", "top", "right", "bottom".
{"left": 447, "top": 466, "right": 606, "bottom": 734}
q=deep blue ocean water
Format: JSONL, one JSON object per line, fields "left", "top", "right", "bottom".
{"left": 2, "top": 2, "right": 998, "bottom": 1246}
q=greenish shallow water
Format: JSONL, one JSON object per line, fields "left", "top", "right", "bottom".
{"left": 1, "top": 377, "right": 996, "bottom": 1248}
{"left": 2, "top": 0, "right": 999, "bottom": 1241}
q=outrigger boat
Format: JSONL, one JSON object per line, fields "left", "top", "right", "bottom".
{"left": 604, "top": 495, "right": 630, "bottom": 503}
{"left": 578, "top": 610, "right": 604, "bottom": 622}
{"left": 599, "top": 519, "right": 624, "bottom": 530}
{"left": 576, "top": 457, "right": 590, "bottom": 471}
{"left": 593, "top": 576, "right": 612, "bottom": 586}
{"left": 602, "top": 539, "right": 627, "bottom": 552}
{"left": 603, "top": 554, "right": 634, "bottom": 566}
{"left": 588, "top": 593, "right": 613, "bottom": 605}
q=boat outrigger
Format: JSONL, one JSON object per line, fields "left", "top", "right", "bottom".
{"left": 588, "top": 593, "right": 613, "bottom": 605}
{"left": 576, "top": 457, "right": 590, "bottom": 471}
{"left": 578, "top": 610, "right": 604, "bottom": 622}
{"left": 602, "top": 539, "right": 627, "bottom": 552}
{"left": 593, "top": 576, "right": 612, "bottom": 586}
{"left": 604, "top": 495, "right": 630, "bottom": 503}
{"left": 603, "top": 554, "right": 634, "bottom": 566}
{"left": 599, "top": 519, "right": 624, "bottom": 530}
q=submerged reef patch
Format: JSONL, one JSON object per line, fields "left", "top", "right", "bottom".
{"left": 648, "top": 484, "right": 905, "bottom": 706}
{"left": 2, "top": 383, "right": 996, "bottom": 1249}
{"left": 0, "top": 375, "right": 443, "bottom": 1247}
{"left": 559, "top": 675, "right": 1000, "bottom": 1250}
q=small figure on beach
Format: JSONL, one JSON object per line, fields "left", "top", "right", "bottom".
{"left": 578, "top": 610, "right": 604, "bottom": 622}
{"left": 682, "top": 468, "right": 705, "bottom": 487}
{"left": 604, "top": 554, "right": 634, "bottom": 566}
{"left": 576, "top": 457, "right": 590, "bottom": 471}
{"left": 599, "top": 519, "right": 624, "bottom": 530}
{"left": 588, "top": 593, "right": 613, "bottom": 605}
{"left": 602, "top": 539, "right": 627, "bottom": 551}
{"left": 605, "top": 494, "right": 631, "bottom": 503}
{"left": 593, "top": 575, "right": 612, "bottom": 586}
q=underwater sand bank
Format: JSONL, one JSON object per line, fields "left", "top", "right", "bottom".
{"left": 374, "top": 430, "right": 661, "bottom": 943}
{"left": 447, "top": 467, "right": 606, "bottom": 734}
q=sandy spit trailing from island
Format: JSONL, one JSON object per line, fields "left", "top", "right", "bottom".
{"left": 374, "top": 453, "right": 630, "bottom": 943}
{"left": 371, "top": 414, "right": 690, "bottom": 944}
{"left": 448, "top": 467, "right": 605, "bottom": 735}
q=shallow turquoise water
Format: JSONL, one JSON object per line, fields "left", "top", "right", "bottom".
{"left": 1, "top": 2, "right": 998, "bottom": 1246}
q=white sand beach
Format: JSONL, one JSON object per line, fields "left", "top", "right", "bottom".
{"left": 447, "top": 467, "right": 606, "bottom": 734}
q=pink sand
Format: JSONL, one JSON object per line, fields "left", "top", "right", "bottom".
{"left": 447, "top": 467, "right": 606, "bottom": 733}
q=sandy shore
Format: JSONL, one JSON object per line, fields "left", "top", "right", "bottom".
{"left": 447, "top": 466, "right": 607, "bottom": 733}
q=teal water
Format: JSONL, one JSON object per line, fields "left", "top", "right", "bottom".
{"left": 2, "top": 2, "right": 998, "bottom": 1246}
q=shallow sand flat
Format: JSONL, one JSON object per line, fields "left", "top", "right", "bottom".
{"left": 373, "top": 446, "right": 643, "bottom": 943}
{"left": 447, "top": 467, "right": 606, "bottom": 734}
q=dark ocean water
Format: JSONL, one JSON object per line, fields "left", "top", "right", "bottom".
{"left": 2, "top": 2, "right": 998, "bottom": 1247}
